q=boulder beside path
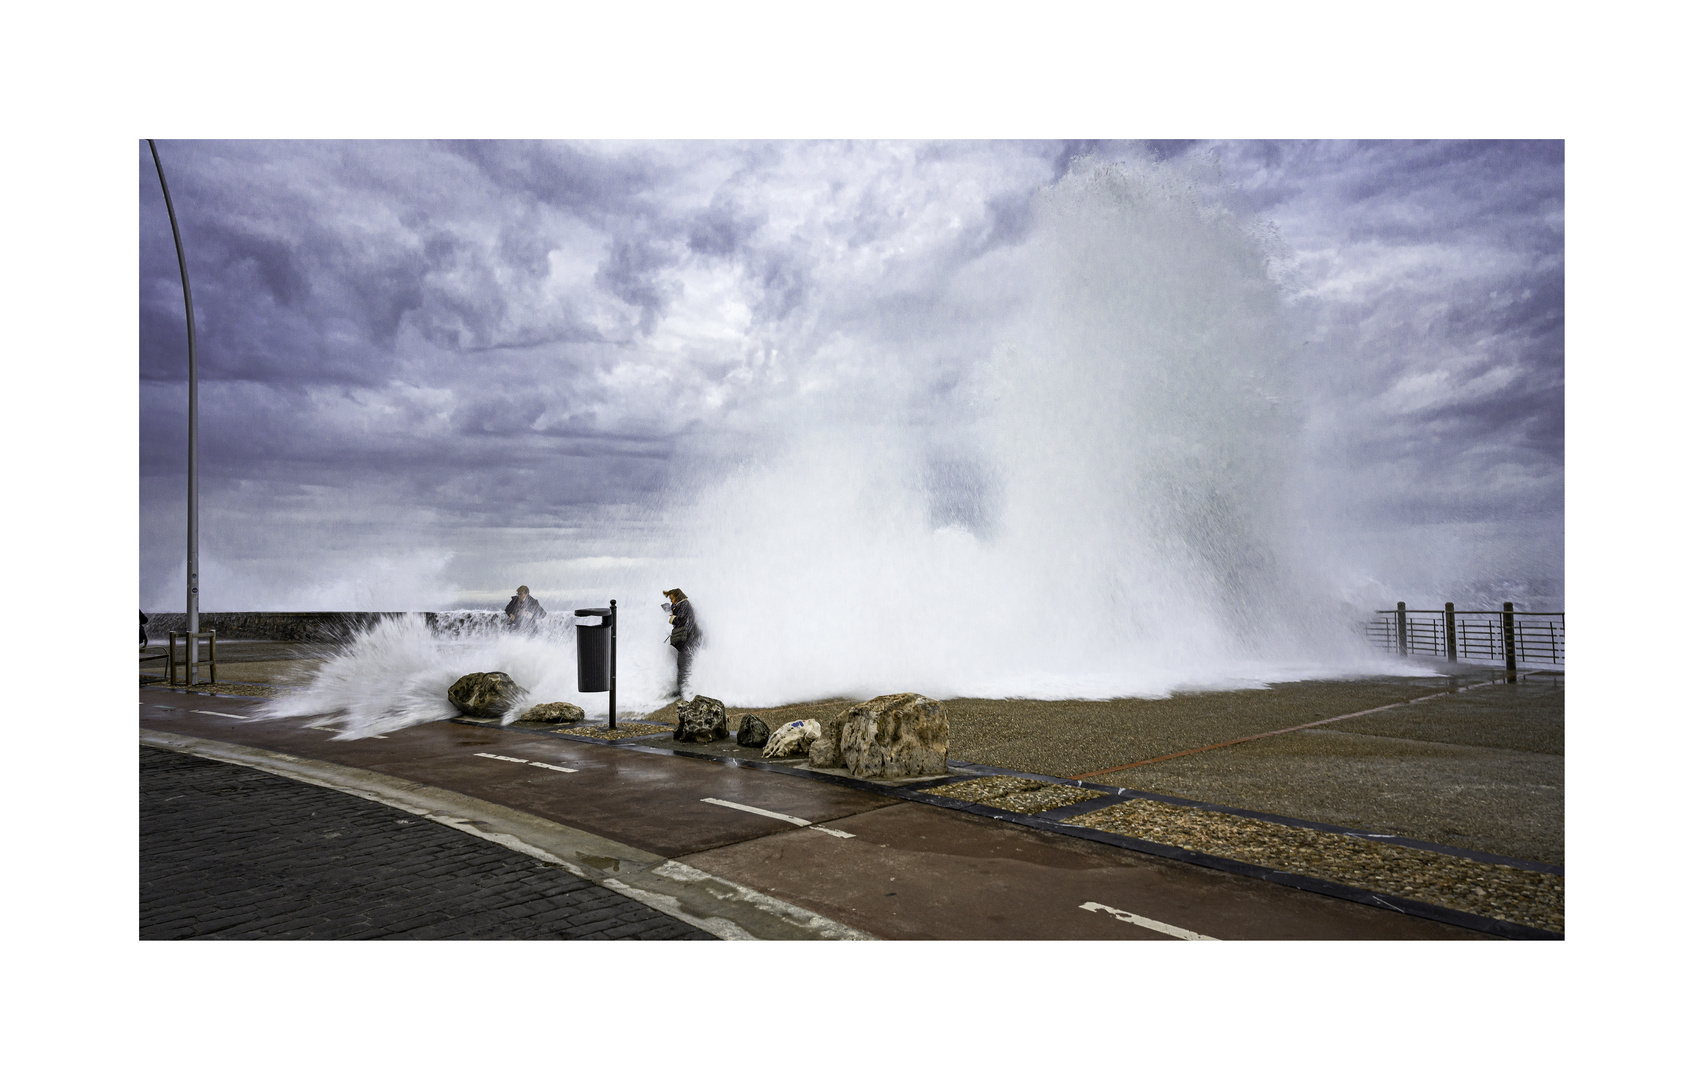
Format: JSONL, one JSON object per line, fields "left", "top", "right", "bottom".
{"left": 736, "top": 714, "right": 771, "bottom": 747}
{"left": 763, "top": 718, "right": 820, "bottom": 758}
{"left": 516, "top": 701, "right": 586, "bottom": 725}
{"left": 674, "top": 695, "right": 728, "bottom": 743}
{"left": 448, "top": 672, "right": 526, "bottom": 719}
{"left": 808, "top": 713, "right": 851, "bottom": 768}
{"left": 839, "top": 693, "right": 949, "bottom": 779}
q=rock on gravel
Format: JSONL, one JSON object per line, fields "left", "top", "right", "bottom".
{"left": 448, "top": 672, "right": 525, "bottom": 719}
{"left": 840, "top": 693, "right": 949, "bottom": 779}
{"left": 674, "top": 695, "right": 728, "bottom": 743}
{"left": 516, "top": 701, "right": 585, "bottom": 725}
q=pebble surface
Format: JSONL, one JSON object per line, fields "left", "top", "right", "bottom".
{"left": 140, "top": 680, "right": 282, "bottom": 698}
{"left": 553, "top": 722, "right": 675, "bottom": 740}
{"left": 1072, "top": 798, "right": 1563, "bottom": 934}
{"left": 928, "top": 775, "right": 1105, "bottom": 815}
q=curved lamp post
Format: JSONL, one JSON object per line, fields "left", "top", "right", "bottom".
{"left": 148, "top": 140, "right": 200, "bottom": 681}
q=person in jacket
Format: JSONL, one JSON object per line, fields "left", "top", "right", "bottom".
{"left": 505, "top": 585, "right": 545, "bottom": 631}
{"left": 663, "top": 588, "right": 701, "bottom": 697}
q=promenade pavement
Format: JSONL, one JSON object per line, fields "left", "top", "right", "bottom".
{"left": 143, "top": 748, "right": 712, "bottom": 939}
{"left": 140, "top": 685, "right": 1494, "bottom": 940}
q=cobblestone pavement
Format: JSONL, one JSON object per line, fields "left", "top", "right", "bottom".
{"left": 140, "top": 747, "right": 714, "bottom": 940}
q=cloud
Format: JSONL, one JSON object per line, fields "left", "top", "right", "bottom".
{"left": 140, "top": 140, "right": 1563, "bottom": 612}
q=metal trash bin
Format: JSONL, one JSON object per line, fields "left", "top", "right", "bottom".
{"left": 575, "top": 602, "right": 617, "bottom": 728}
{"left": 576, "top": 607, "right": 612, "bottom": 691}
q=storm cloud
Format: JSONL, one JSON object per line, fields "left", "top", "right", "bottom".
{"left": 139, "top": 140, "right": 1562, "bottom": 612}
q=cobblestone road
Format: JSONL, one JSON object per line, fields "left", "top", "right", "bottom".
{"left": 140, "top": 747, "right": 714, "bottom": 940}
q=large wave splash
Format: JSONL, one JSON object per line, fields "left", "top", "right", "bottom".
{"left": 271, "top": 159, "right": 1423, "bottom": 736}
{"left": 670, "top": 161, "right": 1403, "bottom": 705}
{"left": 260, "top": 614, "right": 680, "bottom": 739}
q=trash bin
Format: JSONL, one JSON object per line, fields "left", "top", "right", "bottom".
{"left": 575, "top": 606, "right": 612, "bottom": 693}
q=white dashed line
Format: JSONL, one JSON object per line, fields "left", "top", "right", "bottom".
{"left": 474, "top": 751, "right": 577, "bottom": 773}
{"left": 700, "top": 798, "right": 855, "bottom": 837}
{"left": 193, "top": 710, "right": 249, "bottom": 720}
{"left": 702, "top": 797, "right": 811, "bottom": 825}
{"left": 527, "top": 760, "right": 579, "bottom": 774}
{"left": 1079, "top": 901, "right": 1218, "bottom": 940}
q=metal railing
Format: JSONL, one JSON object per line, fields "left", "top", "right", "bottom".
{"left": 1363, "top": 602, "right": 1563, "bottom": 672}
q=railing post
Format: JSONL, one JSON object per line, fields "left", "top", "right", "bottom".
{"left": 1502, "top": 602, "right": 1517, "bottom": 682}
{"left": 1444, "top": 602, "right": 1457, "bottom": 662}
{"left": 1396, "top": 602, "right": 1407, "bottom": 657}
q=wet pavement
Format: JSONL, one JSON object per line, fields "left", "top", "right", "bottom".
{"left": 139, "top": 686, "right": 1495, "bottom": 940}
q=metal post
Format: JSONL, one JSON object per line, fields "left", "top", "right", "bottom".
{"left": 1502, "top": 602, "right": 1517, "bottom": 682}
{"left": 1444, "top": 602, "right": 1457, "bottom": 663}
{"left": 149, "top": 140, "right": 200, "bottom": 684}
{"left": 608, "top": 599, "right": 617, "bottom": 730}
{"left": 1395, "top": 602, "right": 1407, "bottom": 657}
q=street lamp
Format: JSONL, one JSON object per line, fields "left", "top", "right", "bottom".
{"left": 148, "top": 140, "right": 200, "bottom": 683}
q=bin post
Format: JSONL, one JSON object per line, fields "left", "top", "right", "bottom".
{"left": 1395, "top": 602, "right": 1407, "bottom": 657}
{"left": 1502, "top": 602, "right": 1517, "bottom": 682}
{"left": 608, "top": 599, "right": 617, "bottom": 730}
{"left": 1444, "top": 602, "right": 1457, "bottom": 662}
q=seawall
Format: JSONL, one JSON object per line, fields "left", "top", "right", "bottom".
{"left": 142, "top": 611, "right": 507, "bottom": 642}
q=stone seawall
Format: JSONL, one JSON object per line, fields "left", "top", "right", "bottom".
{"left": 141, "top": 611, "right": 505, "bottom": 642}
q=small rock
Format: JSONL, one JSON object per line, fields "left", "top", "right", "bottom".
{"left": 736, "top": 714, "right": 771, "bottom": 747}
{"left": 448, "top": 672, "right": 526, "bottom": 719}
{"left": 516, "top": 701, "right": 586, "bottom": 725}
{"left": 807, "top": 713, "right": 851, "bottom": 768}
{"left": 840, "top": 692, "right": 949, "bottom": 779}
{"left": 674, "top": 695, "right": 728, "bottom": 743}
{"left": 763, "top": 718, "right": 820, "bottom": 758}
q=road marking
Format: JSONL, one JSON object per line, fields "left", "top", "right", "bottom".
{"left": 194, "top": 710, "right": 249, "bottom": 720}
{"left": 474, "top": 751, "right": 578, "bottom": 774}
{"left": 700, "top": 798, "right": 854, "bottom": 837}
{"left": 702, "top": 797, "right": 810, "bottom": 826}
{"left": 1079, "top": 901, "right": 1218, "bottom": 940}
{"left": 527, "top": 760, "right": 579, "bottom": 774}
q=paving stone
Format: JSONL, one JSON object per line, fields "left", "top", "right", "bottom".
{"left": 140, "top": 747, "right": 715, "bottom": 940}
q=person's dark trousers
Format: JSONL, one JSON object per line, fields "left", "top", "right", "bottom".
{"left": 675, "top": 645, "right": 695, "bottom": 698}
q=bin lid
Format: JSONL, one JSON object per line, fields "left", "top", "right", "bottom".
{"left": 574, "top": 607, "right": 612, "bottom": 617}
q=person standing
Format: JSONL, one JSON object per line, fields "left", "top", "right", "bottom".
{"left": 663, "top": 588, "right": 701, "bottom": 697}
{"left": 505, "top": 585, "right": 545, "bottom": 632}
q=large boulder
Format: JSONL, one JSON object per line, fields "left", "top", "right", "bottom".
{"left": 839, "top": 693, "right": 949, "bottom": 779}
{"left": 674, "top": 695, "right": 728, "bottom": 743}
{"left": 735, "top": 714, "right": 771, "bottom": 748}
{"left": 448, "top": 672, "right": 526, "bottom": 719}
{"left": 807, "top": 713, "right": 852, "bottom": 768}
{"left": 516, "top": 701, "right": 586, "bottom": 725}
{"left": 763, "top": 718, "right": 820, "bottom": 758}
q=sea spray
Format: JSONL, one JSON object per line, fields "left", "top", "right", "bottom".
{"left": 274, "top": 158, "right": 1424, "bottom": 737}
{"left": 674, "top": 160, "right": 1394, "bottom": 705}
{"left": 261, "top": 613, "right": 681, "bottom": 738}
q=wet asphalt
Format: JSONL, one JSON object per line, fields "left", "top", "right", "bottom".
{"left": 139, "top": 685, "right": 1493, "bottom": 940}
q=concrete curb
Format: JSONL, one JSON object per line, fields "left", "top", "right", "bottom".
{"left": 139, "top": 727, "right": 876, "bottom": 942}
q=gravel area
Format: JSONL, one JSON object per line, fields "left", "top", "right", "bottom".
{"left": 140, "top": 679, "right": 284, "bottom": 698}
{"left": 1073, "top": 797, "right": 1563, "bottom": 934}
{"left": 553, "top": 722, "right": 675, "bottom": 740}
{"left": 927, "top": 775, "right": 1105, "bottom": 814}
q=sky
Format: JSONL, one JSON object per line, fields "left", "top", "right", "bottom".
{"left": 139, "top": 139, "right": 1563, "bottom": 613}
